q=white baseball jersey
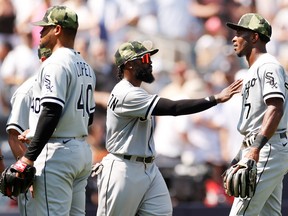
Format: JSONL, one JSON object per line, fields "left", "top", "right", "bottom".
{"left": 6, "top": 76, "right": 35, "bottom": 134}
{"left": 106, "top": 79, "right": 160, "bottom": 156}
{"left": 29, "top": 48, "right": 96, "bottom": 138}
{"left": 237, "top": 53, "right": 288, "bottom": 136}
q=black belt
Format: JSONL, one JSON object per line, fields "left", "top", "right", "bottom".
{"left": 243, "top": 132, "right": 287, "bottom": 147}
{"left": 123, "top": 155, "right": 155, "bottom": 163}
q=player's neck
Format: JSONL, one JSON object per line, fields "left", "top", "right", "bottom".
{"left": 124, "top": 78, "right": 141, "bottom": 87}
{"left": 123, "top": 71, "right": 141, "bottom": 87}
{"left": 248, "top": 49, "right": 267, "bottom": 67}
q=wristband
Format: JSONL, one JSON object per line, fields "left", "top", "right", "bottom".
{"left": 251, "top": 134, "right": 268, "bottom": 149}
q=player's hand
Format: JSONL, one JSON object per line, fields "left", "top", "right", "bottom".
{"left": 214, "top": 79, "right": 243, "bottom": 103}
{"left": 29, "top": 185, "right": 34, "bottom": 198}
{"left": 244, "top": 147, "right": 260, "bottom": 162}
{"left": 18, "top": 129, "right": 31, "bottom": 144}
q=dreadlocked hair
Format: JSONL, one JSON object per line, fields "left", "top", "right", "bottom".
{"left": 117, "top": 65, "right": 124, "bottom": 80}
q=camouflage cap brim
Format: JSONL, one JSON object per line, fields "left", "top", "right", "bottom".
{"left": 136, "top": 49, "right": 159, "bottom": 58}
{"left": 32, "top": 20, "right": 55, "bottom": 27}
{"left": 226, "top": 22, "right": 247, "bottom": 31}
{"left": 226, "top": 22, "right": 260, "bottom": 33}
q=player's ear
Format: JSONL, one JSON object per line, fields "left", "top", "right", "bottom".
{"left": 124, "top": 62, "right": 133, "bottom": 71}
{"left": 54, "top": 25, "right": 62, "bottom": 36}
{"left": 251, "top": 32, "right": 259, "bottom": 43}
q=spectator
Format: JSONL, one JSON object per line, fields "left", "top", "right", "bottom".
{"left": 269, "top": 6, "right": 288, "bottom": 71}
{"left": 89, "top": 39, "right": 118, "bottom": 92}
{"left": 0, "top": 31, "right": 39, "bottom": 100}
{"left": 0, "top": 40, "right": 13, "bottom": 117}
{"left": 155, "top": 0, "right": 207, "bottom": 42}
{"left": 154, "top": 61, "right": 196, "bottom": 167}
{"left": 0, "top": 0, "right": 16, "bottom": 44}
{"left": 220, "top": 69, "right": 246, "bottom": 164}
{"left": 88, "top": 0, "right": 155, "bottom": 57}
{"left": 63, "top": 0, "right": 98, "bottom": 41}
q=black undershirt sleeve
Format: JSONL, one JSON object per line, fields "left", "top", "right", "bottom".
{"left": 24, "top": 102, "right": 62, "bottom": 161}
{"left": 152, "top": 96, "right": 217, "bottom": 116}
{"left": 88, "top": 113, "right": 94, "bottom": 126}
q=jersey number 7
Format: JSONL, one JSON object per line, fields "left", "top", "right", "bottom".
{"left": 244, "top": 103, "right": 251, "bottom": 119}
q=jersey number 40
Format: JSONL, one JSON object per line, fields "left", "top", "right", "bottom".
{"left": 77, "top": 83, "right": 94, "bottom": 117}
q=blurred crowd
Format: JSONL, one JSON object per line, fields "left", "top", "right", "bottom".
{"left": 1, "top": 0, "right": 288, "bottom": 212}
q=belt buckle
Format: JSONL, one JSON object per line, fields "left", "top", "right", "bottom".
{"left": 143, "top": 157, "right": 149, "bottom": 164}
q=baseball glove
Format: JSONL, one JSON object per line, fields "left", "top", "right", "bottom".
{"left": 0, "top": 160, "right": 36, "bottom": 199}
{"left": 222, "top": 158, "right": 257, "bottom": 198}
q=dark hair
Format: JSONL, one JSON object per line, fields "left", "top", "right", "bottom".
{"left": 117, "top": 65, "right": 124, "bottom": 80}
{"left": 258, "top": 33, "right": 270, "bottom": 43}
{"left": 63, "top": 28, "right": 77, "bottom": 39}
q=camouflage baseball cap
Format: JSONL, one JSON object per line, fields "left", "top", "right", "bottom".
{"left": 226, "top": 13, "right": 272, "bottom": 41}
{"left": 32, "top": 6, "right": 78, "bottom": 30}
{"left": 115, "top": 41, "right": 159, "bottom": 67}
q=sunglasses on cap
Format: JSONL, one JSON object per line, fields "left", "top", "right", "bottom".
{"left": 125, "top": 53, "right": 151, "bottom": 66}
{"left": 140, "top": 53, "right": 151, "bottom": 64}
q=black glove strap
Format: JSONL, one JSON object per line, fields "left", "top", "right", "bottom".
{"left": 251, "top": 134, "right": 268, "bottom": 150}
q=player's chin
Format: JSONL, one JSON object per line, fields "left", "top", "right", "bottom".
{"left": 144, "top": 74, "right": 155, "bottom": 83}
{"left": 234, "top": 49, "right": 243, "bottom": 57}
{"left": 236, "top": 52, "right": 244, "bottom": 57}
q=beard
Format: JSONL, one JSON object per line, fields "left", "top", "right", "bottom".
{"left": 135, "top": 67, "right": 155, "bottom": 83}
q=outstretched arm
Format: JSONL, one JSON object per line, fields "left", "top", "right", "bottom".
{"left": 152, "top": 79, "right": 242, "bottom": 116}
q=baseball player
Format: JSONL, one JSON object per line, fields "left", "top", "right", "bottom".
{"left": 5, "top": 47, "right": 51, "bottom": 216}
{"left": 95, "top": 41, "right": 242, "bottom": 216}
{"left": 226, "top": 13, "right": 288, "bottom": 215}
{"left": 12, "top": 6, "right": 96, "bottom": 216}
